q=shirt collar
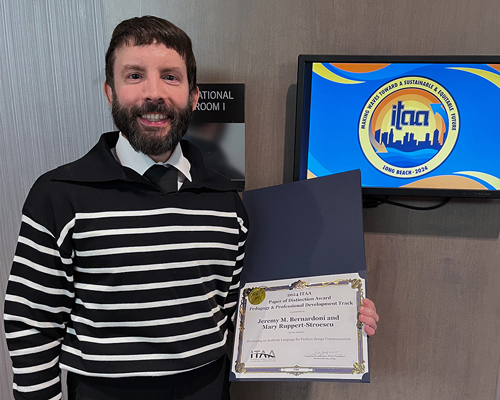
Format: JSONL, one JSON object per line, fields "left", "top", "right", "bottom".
{"left": 115, "top": 132, "right": 192, "bottom": 182}
{"left": 50, "top": 132, "right": 237, "bottom": 192}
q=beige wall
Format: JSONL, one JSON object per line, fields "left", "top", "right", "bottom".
{"left": 1, "top": 0, "right": 500, "bottom": 399}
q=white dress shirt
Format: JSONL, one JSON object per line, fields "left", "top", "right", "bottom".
{"left": 113, "top": 133, "right": 192, "bottom": 190}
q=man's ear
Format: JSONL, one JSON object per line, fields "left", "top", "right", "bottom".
{"left": 191, "top": 86, "right": 200, "bottom": 111}
{"left": 104, "top": 82, "right": 113, "bottom": 106}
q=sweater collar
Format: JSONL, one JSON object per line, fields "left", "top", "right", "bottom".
{"left": 115, "top": 133, "right": 192, "bottom": 182}
{"left": 51, "top": 131, "right": 236, "bottom": 192}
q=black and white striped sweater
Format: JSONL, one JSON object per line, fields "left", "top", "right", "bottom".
{"left": 4, "top": 132, "right": 248, "bottom": 400}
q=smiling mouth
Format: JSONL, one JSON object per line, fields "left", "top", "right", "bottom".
{"left": 140, "top": 113, "right": 169, "bottom": 122}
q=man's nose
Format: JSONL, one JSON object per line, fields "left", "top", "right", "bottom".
{"left": 143, "top": 76, "right": 165, "bottom": 103}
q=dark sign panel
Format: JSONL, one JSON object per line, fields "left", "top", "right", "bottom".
{"left": 185, "top": 84, "right": 245, "bottom": 190}
{"left": 192, "top": 84, "right": 245, "bottom": 123}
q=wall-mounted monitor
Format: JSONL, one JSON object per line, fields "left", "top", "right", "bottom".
{"left": 294, "top": 55, "right": 500, "bottom": 198}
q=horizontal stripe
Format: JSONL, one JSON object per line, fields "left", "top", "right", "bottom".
{"left": 18, "top": 236, "right": 59, "bottom": 257}
{"left": 66, "top": 317, "right": 226, "bottom": 344}
{"left": 75, "top": 208, "right": 237, "bottom": 220}
{"left": 61, "top": 256, "right": 73, "bottom": 265}
{"left": 74, "top": 273, "right": 231, "bottom": 292}
{"left": 10, "top": 340, "right": 61, "bottom": 357}
{"left": 60, "top": 362, "right": 203, "bottom": 378}
{"left": 13, "top": 255, "right": 72, "bottom": 281}
{"left": 74, "top": 259, "right": 235, "bottom": 274}
{"left": 223, "top": 301, "right": 237, "bottom": 310}
{"left": 5, "top": 329, "right": 39, "bottom": 339}
{"left": 13, "top": 376, "right": 59, "bottom": 393}
{"left": 5, "top": 294, "right": 72, "bottom": 314}
{"left": 17, "top": 236, "right": 73, "bottom": 264}
{"left": 4, "top": 314, "right": 66, "bottom": 330}
{"left": 74, "top": 289, "right": 226, "bottom": 310}
{"left": 13, "top": 356, "right": 59, "bottom": 374}
{"left": 8, "top": 275, "right": 74, "bottom": 297}
{"left": 70, "top": 305, "right": 221, "bottom": 328}
{"left": 236, "top": 252, "right": 245, "bottom": 261}
{"left": 76, "top": 242, "right": 238, "bottom": 257}
{"left": 22, "top": 215, "right": 55, "bottom": 238}
{"left": 61, "top": 332, "right": 227, "bottom": 361}
{"left": 73, "top": 225, "right": 239, "bottom": 239}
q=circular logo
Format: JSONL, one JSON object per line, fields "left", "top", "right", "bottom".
{"left": 247, "top": 288, "right": 266, "bottom": 305}
{"left": 358, "top": 77, "right": 459, "bottom": 178}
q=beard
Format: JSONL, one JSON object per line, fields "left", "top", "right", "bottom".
{"left": 111, "top": 93, "right": 193, "bottom": 156}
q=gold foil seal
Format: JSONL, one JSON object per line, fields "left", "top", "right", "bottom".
{"left": 247, "top": 288, "right": 266, "bottom": 305}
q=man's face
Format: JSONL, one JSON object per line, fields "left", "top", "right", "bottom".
{"left": 104, "top": 43, "right": 199, "bottom": 157}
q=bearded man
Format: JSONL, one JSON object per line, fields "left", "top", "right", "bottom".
{"left": 4, "top": 15, "right": 378, "bottom": 400}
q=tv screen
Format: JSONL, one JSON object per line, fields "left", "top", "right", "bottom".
{"left": 294, "top": 55, "right": 500, "bottom": 198}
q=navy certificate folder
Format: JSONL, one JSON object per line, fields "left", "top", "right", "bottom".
{"left": 233, "top": 169, "right": 369, "bottom": 383}
{"left": 241, "top": 169, "right": 366, "bottom": 285}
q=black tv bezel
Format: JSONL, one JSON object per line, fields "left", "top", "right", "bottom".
{"left": 293, "top": 54, "right": 500, "bottom": 199}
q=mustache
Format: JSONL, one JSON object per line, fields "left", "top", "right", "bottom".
{"left": 114, "top": 102, "right": 178, "bottom": 120}
{"left": 138, "top": 102, "right": 177, "bottom": 118}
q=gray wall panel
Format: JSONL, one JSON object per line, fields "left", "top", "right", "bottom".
{"left": 0, "top": 1, "right": 111, "bottom": 399}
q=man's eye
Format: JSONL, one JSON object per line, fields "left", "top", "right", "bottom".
{"left": 128, "top": 73, "right": 142, "bottom": 80}
{"left": 164, "top": 75, "right": 177, "bottom": 81}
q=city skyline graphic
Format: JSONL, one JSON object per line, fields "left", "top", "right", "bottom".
{"left": 373, "top": 125, "right": 445, "bottom": 153}
{"left": 369, "top": 96, "right": 449, "bottom": 168}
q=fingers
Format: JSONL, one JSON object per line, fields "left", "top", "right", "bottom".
{"left": 360, "top": 298, "right": 379, "bottom": 322}
{"left": 359, "top": 312, "right": 377, "bottom": 334}
{"left": 363, "top": 324, "right": 376, "bottom": 336}
{"left": 359, "top": 298, "right": 379, "bottom": 336}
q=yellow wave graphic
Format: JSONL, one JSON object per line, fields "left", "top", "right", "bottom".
{"left": 454, "top": 171, "right": 500, "bottom": 189}
{"left": 402, "top": 175, "right": 487, "bottom": 189}
{"left": 449, "top": 67, "right": 500, "bottom": 89}
{"left": 307, "top": 170, "right": 317, "bottom": 179}
{"left": 313, "top": 63, "right": 364, "bottom": 84}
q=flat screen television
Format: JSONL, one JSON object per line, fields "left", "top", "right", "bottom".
{"left": 294, "top": 55, "right": 500, "bottom": 198}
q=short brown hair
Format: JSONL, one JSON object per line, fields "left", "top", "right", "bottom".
{"left": 105, "top": 16, "right": 197, "bottom": 93}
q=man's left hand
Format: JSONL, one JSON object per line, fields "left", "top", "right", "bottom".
{"left": 359, "top": 298, "right": 379, "bottom": 336}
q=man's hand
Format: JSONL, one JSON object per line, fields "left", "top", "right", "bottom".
{"left": 359, "top": 298, "right": 379, "bottom": 336}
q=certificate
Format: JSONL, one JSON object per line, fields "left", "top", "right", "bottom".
{"left": 231, "top": 273, "right": 368, "bottom": 381}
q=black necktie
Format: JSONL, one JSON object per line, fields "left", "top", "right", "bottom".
{"left": 144, "top": 165, "right": 178, "bottom": 193}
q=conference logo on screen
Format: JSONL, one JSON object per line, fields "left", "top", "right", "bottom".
{"left": 358, "top": 76, "right": 459, "bottom": 178}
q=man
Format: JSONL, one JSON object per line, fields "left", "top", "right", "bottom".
{"left": 4, "top": 16, "right": 378, "bottom": 400}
